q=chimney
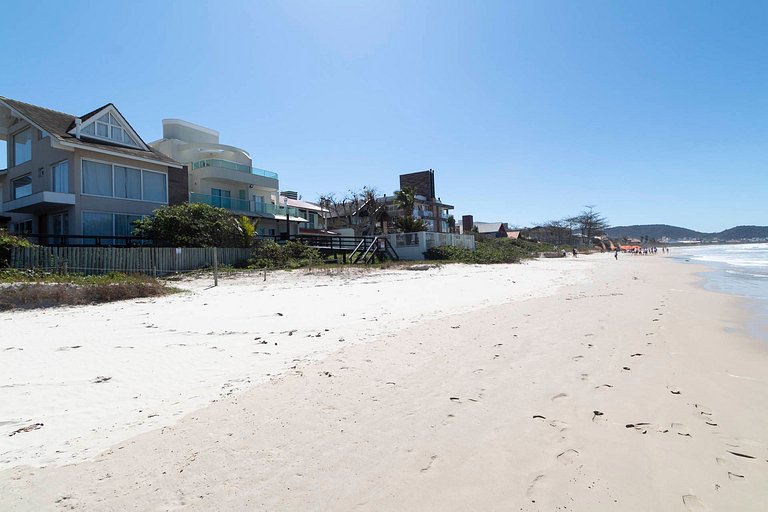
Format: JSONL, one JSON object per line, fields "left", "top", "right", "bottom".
{"left": 462, "top": 215, "right": 474, "bottom": 234}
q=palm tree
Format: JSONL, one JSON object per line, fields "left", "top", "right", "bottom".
{"left": 393, "top": 187, "right": 416, "bottom": 216}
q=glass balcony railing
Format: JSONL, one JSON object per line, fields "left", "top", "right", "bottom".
{"left": 191, "top": 159, "right": 279, "bottom": 180}
{"left": 190, "top": 193, "right": 300, "bottom": 217}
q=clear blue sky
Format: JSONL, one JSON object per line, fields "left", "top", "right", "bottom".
{"left": 2, "top": 0, "right": 766, "bottom": 232}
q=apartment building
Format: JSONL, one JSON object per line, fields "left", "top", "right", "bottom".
{"left": 149, "top": 119, "right": 305, "bottom": 237}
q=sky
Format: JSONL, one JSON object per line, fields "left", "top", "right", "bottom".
{"left": 2, "top": 0, "right": 766, "bottom": 232}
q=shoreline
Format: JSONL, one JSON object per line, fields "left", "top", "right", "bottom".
{"left": 668, "top": 249, "right": 768, "bottom": 344}
{"left": 2, "top": 255, "right": 767, "bottom": 511}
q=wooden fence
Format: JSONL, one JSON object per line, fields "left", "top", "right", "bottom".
{"left": 9, "top": 246, "right": 253, "bottom": 276}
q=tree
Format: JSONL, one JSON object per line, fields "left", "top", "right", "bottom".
{"left": 447, "top": 215, "right": 456, "bottom": 233}
{"left": 395, "top": 216, "right": 427, "bottom": 233}
{"left": 393, "top": 187, "right": 417, "bottom": 215}
{"left": 133, "top": 203, "right": 252, "bottom": 247}
{"left": 321, "top": 187, "right": 385, "bottom": 236}
{"left": 574, "top": 206, "right": 609, "bottom": 246}
{"left": 360, "top": 186, "right": 385, "bottom": 236}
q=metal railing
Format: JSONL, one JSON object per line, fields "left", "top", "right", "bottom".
{"left": 190, "top": 193, "right": 300, "bottom": 217}
{"left": 191, "top": 159, "right": 278, "bottom": 179}
{"left": 14, "top": 233, "right": 156, "bottom": 247}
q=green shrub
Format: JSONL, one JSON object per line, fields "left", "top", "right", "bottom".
{"left": 424, "top": 237, "right": 554, "bottom": 264}
{"left": 0, "top": 231, "right": 34, "bottom": 268}
{"left": 248, "top": 240, "right": 322, "bottom": 269}
{"left": 132, "top": 203, "right": 251, "bottom": 247}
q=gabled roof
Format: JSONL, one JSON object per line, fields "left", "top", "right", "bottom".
{"left": 474, "top": 222, "right": 507, "bottom": 234}
{"left": 0, "top": 97, "right": 180, "bottom": 167}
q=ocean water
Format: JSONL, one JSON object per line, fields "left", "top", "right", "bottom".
{"left": 672, "top": 243, "right": 768, "bottom": 341}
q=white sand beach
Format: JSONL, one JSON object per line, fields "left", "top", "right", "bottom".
{"left": 1, "top": 254, "right": 767, "bottom": 511}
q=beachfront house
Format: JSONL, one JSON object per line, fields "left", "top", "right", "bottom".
{"left": 279, "top": 191, "right": 334, "bottom": 235}
{"left": 149, "top": 119, "right": 306, "bottom": 238}
{"left": 0, "top": 97, "right": 185, "bottom": 241}
{"left": 326, "top": 169, "right": 454, "bottom": 235}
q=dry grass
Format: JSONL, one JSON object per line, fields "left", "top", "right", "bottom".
{"left": 0, "top": 278, "right": 175, "bottom": 311}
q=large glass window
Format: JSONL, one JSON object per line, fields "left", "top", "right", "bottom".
{"left": 82, "top": 212, "right": 113, "bottom": 237}
{"left": 13, "top": 128, "right": 32, "bottom": 166}
{"left": 115, "top": 214, "right": 142, "bottom": 237}
{"left": 52, "top": 161, "right": 69, "bottom": 193}
{"left": 82, "top": 160, "right": 113, "bottom": 196}
{"left": 142, "top": 171, "right": 167, "bottom": 203}
{"left": 114, "top": 165, "right": 142, "bottom": 199}
{"left": 82, "top": 160, "right": 167, "bottom": 203}
{"left": 12, "top": 175, "right": 32, "bottom": 199}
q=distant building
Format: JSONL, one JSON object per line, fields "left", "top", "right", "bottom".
{"left": 474, "top": 222, "right": 509, "bottom": 238}
{"left": 327, "top": 169, "right": 454, "bottom": 235}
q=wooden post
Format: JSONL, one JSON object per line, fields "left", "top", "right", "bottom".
{"left": 213, "top": 247, "right": 219, "bottom": 287}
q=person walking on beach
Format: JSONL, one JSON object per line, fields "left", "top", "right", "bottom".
{"left": 572, "top": 248, "right": 578, "bottom": 258}
{"left": 614, "top": 248, "right": 619, "bottom": 260}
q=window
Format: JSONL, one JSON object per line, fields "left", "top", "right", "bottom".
{"left": 142, "top": 171, "right": 167, "bottom": 203}
{"left": 13, "top": 128, "right": 32, "bottom": 165}
{"left": 82, "top": 212, "right": 113, "bottom": 237}
{"left": 115, "top": 214, "right": 142, "bottom": 237}
{"left": 82, "top": 212, "right": 142, "bottom": 242}
{"left": 12, "top": 175, "right": 32, "bottom": 199}
{"left": 82, "top": 160, "right": 113, "bottom": 196}
{"left": 114, "top": 165, "right": 142, "bottom": 199}
{"left": 52, "top": 161, "right": 69, "bottom": 193}
{"left": 51, "top": 213, "right": 69, "bottom": 236}
{"left": 13, "top": 220, "right": 33, "bottom": 234}
{"left": 38, "top": 129, "right": 49, "bottom": 139}
{"left": 212, "top": 188, "right": 231, "bottom": 209}
{"left": 81, "top": 112, "right": 139, "bottom": 147}
{"left": 81, "top": 160, "right": 167, "bottom": 203}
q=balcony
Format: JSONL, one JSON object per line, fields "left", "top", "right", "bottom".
{"left": 190, "top": 193, "right": 305, "bottom": 221}
{"left": 3, "top": 191, "right": 76, "bottom": 214}
{"left": 191, "top": 159, "right": 278, "bottom": 179}
{"left": 190, "top": 159, "right": 279, "bottom": 190}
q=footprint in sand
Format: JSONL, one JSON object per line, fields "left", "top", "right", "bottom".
{"left": 556, "top": 449, "right": 580, "bottom": 465}
{"left": 625, "top": 422, "right": 653, "bottom": 434}
{"left": 551, "top": 393, "right": 568, "bottom": 401}
{"left": 671, "top": 422, "right": 692, "bottom": 437}
{"left": 549, "top": 419, "right": 569, "bottom": 432}
{"left": 420, "top": 455, "right": 437, "bottom": 473}
{"left": 527, "top": 475, "right": 545, "bottom": 497}
{"left": 595, "top": 383, "right": 614, "bottom": 390}
{"left": 716, "top": 457, "right": 746, "bottom": 480}
{"left": 668, "top": 386, "right": 682, "bottom": 395}
{"left": 682, "top": 494, "right": 708, "bottom": 511}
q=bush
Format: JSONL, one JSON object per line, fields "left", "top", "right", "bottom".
{"left": 133, "top": 203, "right": 254, "bottom": 247}
{"left": 248, "top": 240, "right": 322, "bottom": 269}
{"left": 424, "top": 237, "right": 554, "bottom": 264}
{"left": 0, "top": 231, "right": 34, "bottom": 268}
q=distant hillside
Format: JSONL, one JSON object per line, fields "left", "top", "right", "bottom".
{"left": 605, "top": 224, "right": 768, "bottom": 241}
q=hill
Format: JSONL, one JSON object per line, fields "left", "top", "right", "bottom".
{"left": 605, "top": 224, "right": 768, "bottom": 241}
